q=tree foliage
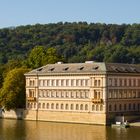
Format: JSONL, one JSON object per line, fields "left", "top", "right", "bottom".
{"left": 27, "top": 46, "right": 64, "bottom": 69}
{"left": 0, "top": 22, "right": 139, "bottom": 64}
{"left": 0, "top": 68, "right": 29, "bottom": 110}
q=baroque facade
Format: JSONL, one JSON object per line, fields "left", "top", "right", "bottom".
{"left": 24, "top": 62, "right": 140, "bottom": 125}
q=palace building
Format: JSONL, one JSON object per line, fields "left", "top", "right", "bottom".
{"left": 24, "top": 61, "right": 140, "bottom": 125}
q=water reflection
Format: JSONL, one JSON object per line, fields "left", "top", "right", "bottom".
{"left": 0, "top": 119, "right": 140, "bottom": 140}
{"left": 25, "top": 121, "right": 106, "bottom": 140}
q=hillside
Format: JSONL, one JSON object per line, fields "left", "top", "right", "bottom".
{"left": 0, "top": 22, "right": 140, "bottom": 64}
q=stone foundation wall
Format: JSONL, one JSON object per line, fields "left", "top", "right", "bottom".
{"left": 25, "top": 110, "right": 106, "bottom": 125}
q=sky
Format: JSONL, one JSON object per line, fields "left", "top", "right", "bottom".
{"left": 0, "top": 0, "right": 140, "bottom": 28}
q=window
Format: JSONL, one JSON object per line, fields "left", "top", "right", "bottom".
{"left": 30, "top": 80, "right": 35, "bottom": 86}
{"left": 129, "top": 79, "right": 132, "bottom": 86}
{"left": 94, "top": 80, "right": 97, "bottom": 86}
{"left": 65, "top": 104, "right": 69, "bottom": 110}
{"left": 133, "top": 79, "right": 136, "bottom": 87}
{"left": 94, "top": 91, "right": 97, "bottom": 99}
{"left": 119, "top": 79, "right": 122, "bottom": 86}
{"left": 27, "top": 103, "right": 30, "bottom": 108}
{"left": 96, "top": 105, "right": 99, "bottom": 111}
{"left": 52, "top": 80, "right": 55, "bottom": 86}
{"left": 85, "top": 92, "right": 88, "bottom": 98}
{"left": 56, "top": 103, "right": 59, "bottom": 109}
{"left": 133, "top": 103, "right": 135, "bottom": 110}
{"left": 66, "top": 80, "right": 69, "bottom": 86}
{"left": 51, "top": 103, "right": 54, "bottom": 109}
{"left": 56, "top": 92, "right": 59, "bottom": 97}
{"left": 80, "top": 104, "right": 83, "bottom": 110}
{"left": 85, "top": 80, "right": 88, "bottom": 86}
{"left": 46, "top": 103, "right": 49, "bottom": 109}
{"left": 76, "top": 104, "right": 79, "bottom": 110}
{"left": 34, "top": 103, "right": 36, "bottom": 108}
{"left": 61, "top": 104, "right": 64, "bottom": 109}
{"left": 71, "top": 79, "right": 74, "bottom": 86}
{"left": 124, "top": 104, "right": 127, "bottom": 111}
{"left": 100, "top": 105, "right": 103, "bottom": 111}
{"left": 66, "top": 91, "right": 69, "bottom": 98}
{"left": 109, "top": 105, "right": 112, "bottom": 111}
{"left": 114, "top": 104, "right": 117, "bottom": 111}
{"left": 98, "top": 80, "right": 101, "bottom": 86}
{"left": 92, "top": 105, "right": 95, "bottom": 111}
{"left": 29, "top": 90, "right": 35, "bottom": 97}
{"left": 42, "top": 103, "right": 45, "bottom": 109}
{"left": 129, "top": 103, "right": 131, "bottom": 110}
{"left": 109, "top": 78, "right": 112, "bottom": 86}
{"left": 124, "top": 79, "right": 127, "bottom": 86}
{"left": 114, "top": 79, "right": 117, "bottom": 86}
{"left": 71, "top": 104, "right": 74, "bottom": 110}
{"left": 85, "top": 104, "right": 88, "bottom": 110}
{"left": 38, "top": 103, "right": 41, "bottom": 109}
{"left": 119, "top": 104, "right": 122, "bottom": 111}
{"left": 56, "top": 80, "right": 59, "bottom": 86}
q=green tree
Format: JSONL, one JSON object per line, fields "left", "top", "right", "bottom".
{"left": 27, "top": 46, "right": 46, "bottom": 69}
{"left": 27, "top": 46, "right": 64, "bottom": 69}
{"left": 0, "top": 68, "right": 29, "bottom": 110}
{"left": 45, "top": 47, "right": 64, "bottom": 64}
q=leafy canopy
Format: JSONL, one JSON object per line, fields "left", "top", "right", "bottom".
{"left": 0, "top": 68, "right": 29, "bottom": 110}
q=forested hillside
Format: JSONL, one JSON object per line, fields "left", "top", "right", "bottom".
{"left": 0, "top": 22, "right": 140, "bottom": 109}
{"left": 0, "top": 22, "right": 140, "bottom": 64}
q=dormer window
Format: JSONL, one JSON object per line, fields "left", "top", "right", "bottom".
{"left": 48, "top": 68, "right": 55, "bottom": 71}
{"left": 63, "top": 67, "right": 69, "bottom": 71}
{"left": 37, "top": 68, "right": 43, "bottom": 71}
{"left": 78, "top": 67, "right": 84, "bottom": 70}
{"left": 93, "top": 66, "right": 99, "bottom": 70}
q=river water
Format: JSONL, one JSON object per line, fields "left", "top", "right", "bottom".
{"left": 0, "top": 119, "right": 140, "bottom": 140}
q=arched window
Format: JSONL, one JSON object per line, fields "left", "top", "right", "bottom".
{"left": 76, "top": 104, "right": 79, "bottom": 110}
{"left": 100, "top": 105, "right": 103, "bottom": 111}
{"left": 56, "top": 103, "right": 59, "bottom": 109}
{"left": 46, "top": 103, "right": 49, "bottom": 109}
{"left": 51, "top": 103, "right": 54, "bottom": 109}
{"left": 80, "top": 104, "right": 83, "bottom": 110}
{"left": 65, "top": 104, "right": 69, "bottom": 110}
{"left": 71, "top": 104, "right": 74, "bottom": 110}
{"left": 96, "top": 105, "right": 99, "bottom": 111}
{"left": 92, "top": 104, "right": 95, "bottom": 111}
{"left": 85, "top": 104, "right": 88, "bottom": 110}
{"left": 42, "top": 103, "right": 45, "bottom": 108}
{"left": 94, "top": 91, "right": 97, "bottom": 99}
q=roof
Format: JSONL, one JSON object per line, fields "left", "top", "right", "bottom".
{"left": 25, "top": 62, "right": 140, "bottom": 76}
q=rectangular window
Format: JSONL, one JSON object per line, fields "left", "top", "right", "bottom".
{"left": 133, "top": 79, "right": 136, "bottom": 87}
{"left": 119, "top": 79, "right": 122, "bottom": 86}
{"left": 109, "top": 78, "right": 112, "bottom": 86}
{"left": 94, "top": 80, "right": 97, "bottom": 86}
{"left": 124, "top": 79, "right": 127, "bottom": 86}
{"left": 114, "top": 78, "right": 118, "bottom": 86}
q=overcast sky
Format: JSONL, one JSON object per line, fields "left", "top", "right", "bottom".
{"left": 0, "top": 0, "right": 140, "bottom": 28}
